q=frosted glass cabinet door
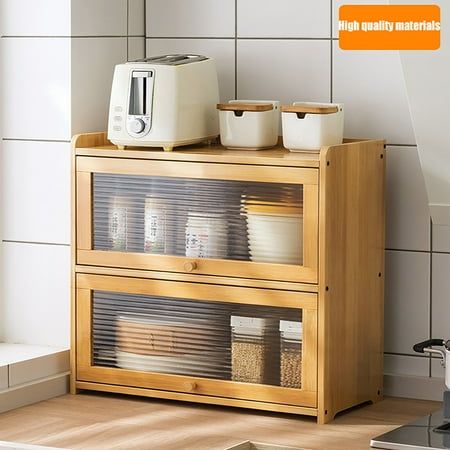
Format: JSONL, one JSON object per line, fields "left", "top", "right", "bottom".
{"left": 76, "top": 157, "right": 319, "bottom": 283}
{"left": 75, "top": 274, "right": 318, "bottom": 408}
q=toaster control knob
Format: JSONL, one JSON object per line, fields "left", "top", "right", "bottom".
{"left": 130, "top": 118, "right": 145, "bottom": 134}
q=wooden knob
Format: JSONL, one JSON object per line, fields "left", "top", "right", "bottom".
{"left": 184, "top": 261, "right": 198, "bottom": 272}
{"left": 183, "top": 381, "right": 197, "bottom": 392}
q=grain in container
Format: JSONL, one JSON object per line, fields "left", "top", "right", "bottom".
{"left": 231, "top": 316, "right": 279, "bottom": 385}
{"left": 280, "top": 320, "right": 303, "bottom": 389}
{"left": 281, "top": 102, "right": 344, "bottom": 152}
{"left": 217, "top": 100, "right": 280, "bottom": 150}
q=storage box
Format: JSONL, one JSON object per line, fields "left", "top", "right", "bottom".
{"left": 280, "top": 320, "right": 303, "bottom": 389}
{"left": 116, "top": 314, "right": 228, "bottom": 378}
{"left": 231, "top": 316, "right": 279, "bottom": 385}
{"left": 281, "top": 102, "right": 344, "bottom": 152}
{"left": 245, "top": 202, "right": 303, "bottom": 265}
{"left": 218, "top": 101, "right": 280, "bottom": 150}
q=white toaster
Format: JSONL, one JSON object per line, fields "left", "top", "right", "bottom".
{"left": 108, "top": 54, "right": 220, "bottom": 151}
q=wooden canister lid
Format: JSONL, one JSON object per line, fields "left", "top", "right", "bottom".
{"left": 281, "top": 103, "right": 339, "bottom": 114}
{"left": 217, "top": 103, "right": 274, "bottom": 112}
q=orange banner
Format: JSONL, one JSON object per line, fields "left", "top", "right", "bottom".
{"left": 339, "top": 4, "right": 440, "bottom": 50}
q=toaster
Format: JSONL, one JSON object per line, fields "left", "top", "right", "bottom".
{"left": 107, "top": 54, "right": 220, "bottom": 151}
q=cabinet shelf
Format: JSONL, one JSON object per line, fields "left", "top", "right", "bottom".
{"left": 72, "top": 132, "right": 385, "bottom": 424}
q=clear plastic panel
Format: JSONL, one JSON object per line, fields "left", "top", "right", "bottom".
{"left": 93, "top": 174, "right": 304, "bottom": 265}
{"left": 92, "top": 290, "right": 303, "bottom": 387}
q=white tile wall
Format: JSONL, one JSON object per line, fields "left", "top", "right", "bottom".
{"left": 431, "top": 253, "right": 450, "bottom": 341}
{"left": 431, "top": 357, "right": 445, "bottom": 379}
{"left": 147, "top": 39, "right": 235, "bottom": 101}
{"left": 332, "top": 0, "right": 388, "bottom": 38}
{"left": 129, "top": 37, "right": 145, "bottom": 61}
{"left": 333, "top": 43, "right": 415, "bottom": 145}
{"left": 146, "top": 0, "right": 235, "bottom": 37}
{"left": 128, "top": 0, "right": 146, "bottom": 36}
{"left": 384, "top": 250, "right": 430, "bottom": 355}
{"left": 384, "top": 354, "right": 429, "bottom": 377}
{"left": 71, "top": 37, "right": 128, "bottom": 134}
{"left": 237, "top": 0, "right": 330, "bottom": 38}
{"left": 237, "top": 40, "right": 331, "bottom": 104}
{"left": 71, "top": 0, "right": 127, "bottom": 36}
{"left": 0, "top": 0, "right": 143, "bottom": 353}
{"left": 0, "top": 0, "right": 71, "bottom": 36}
{"left": 1, "top": 141, "right": 71, "bottom": 245}
{"left": 0, "top": 38, "right": 71, "bottom": 140}
{"left": 433, "top": 225, "right": 450, "bottom": 253}
{"left": 386, "top": 146, "right": 430, "bottom": 251}
{"left": 1, "top": 242, "right": 70, "bottom": 347}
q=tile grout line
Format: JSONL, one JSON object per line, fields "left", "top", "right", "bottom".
{"left": 146, "top": 36, "right": 334, "bottom": 41}
{"left": 2, "top": 138, "right": 71, "bottom": 143}
{"left": 1, "top": 35, "right": 144, "bottom": 39}
{"left": 144, "top": 0, "right": 147, "bottom": 56}
{"left": 2, "top": 240, "right": 70, "bottom": 247}
{"left": 234, "top": 0, "right": 238, "bottom": 100}
{"left": 330, "top": 0, "right": 333, "bottom": 102}
{"left": 385, "top": 351, "right": 433, "bottom": 358}
{"left": 126, "top": 0, "right": 130, "bottom": 61}
{"left": 429, "top": 217, "right": 433, "bottom": 377}
{"left": 385, "top": 248, "right": 432, "bottom": 254}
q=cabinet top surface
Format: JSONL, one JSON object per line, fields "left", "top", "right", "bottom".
{"left": 73, "top": 133, "right": 383, "bottom": 168}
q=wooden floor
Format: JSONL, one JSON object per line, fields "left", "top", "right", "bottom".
{"left": 0, "top": 393, "right": 441, "bottom": 450}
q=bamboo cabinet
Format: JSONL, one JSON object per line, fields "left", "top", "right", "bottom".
{"left": 71, "top": 132, "right": 385, "bottom": 424}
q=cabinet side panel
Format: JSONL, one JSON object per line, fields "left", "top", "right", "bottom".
{"left": 318, "top": 140, "right": 385, "bottom": 423}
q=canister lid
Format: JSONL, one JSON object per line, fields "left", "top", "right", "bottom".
{"left": 231, "top": 315, "right": 277, "bottom": 329}
{"left": 217, "top": 102, "right": 274, "bottom": 112}
{"left": 281, "top": 102, "right": 339, "bottom": 114}
{"left": 244, "top": 203, "right": 303, "bottom": 216}
{"left": 280, "top": 321, "right": 303, "bottom": 340}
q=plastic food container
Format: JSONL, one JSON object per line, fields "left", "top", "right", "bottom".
{"left": 245, "top": 202, "right": 303, "bottom": 265}
{"left": 115, "top": 315, "right": 226, "bottom": 378}
{"left": 108, "top": 195, "right": 134, "bottom": 251}
{"left": 281, "top": 102, "right": 344, "bottom": 152}
{"left": 280, "top": 320, "right": 303, "bottom": 389}
{"left": 217, "top": 100, "right": 280, "bottom": 150}
{"left": 185, "top": 212, "right": 228, "bottom": 259}
{"left": 231, "top": 316, "right": 279, "bottom": 385}
{"left": 144, "top": 195, "right": 172, "bottom": 254}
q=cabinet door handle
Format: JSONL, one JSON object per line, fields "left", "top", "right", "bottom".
{"left": 183, "top": 381, "right": 197, "bottom": 392}
{"left": 184, "top": 261, "right": 198, "bottom": 272}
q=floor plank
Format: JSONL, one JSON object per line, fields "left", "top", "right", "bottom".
{"left": 0, "top": 393, "right": 441, "bottom": 450}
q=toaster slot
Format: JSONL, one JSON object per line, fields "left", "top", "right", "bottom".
{"left": 127, "top": 71, "right": 154, "bottom": 137}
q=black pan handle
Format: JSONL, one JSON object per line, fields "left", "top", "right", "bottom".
{"left": 413, "top": 338, "right": 445, "bottom": 354}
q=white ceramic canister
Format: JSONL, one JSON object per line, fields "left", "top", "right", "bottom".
{"left": 108, "top": 195, "right": 134, "bottom": 251}
{"left": 185, "top": 212, "right": 228, "bottom": 259}
{"left": 144, "top": 196, "right": 170, "bottom": 254}
{"left": 281, "top": 102, "right": 344, "bottom": 152}
{"left": 217, "top": 100, "right": 280, "bottom": 150}
{"left": 246, "top": 204, "right": 303, "bottom": 265}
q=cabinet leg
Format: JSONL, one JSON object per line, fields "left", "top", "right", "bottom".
{"left": 317, "top": 408, "right": 335, "bottom": 425}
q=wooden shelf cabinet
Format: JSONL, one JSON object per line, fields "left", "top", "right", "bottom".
{"left": 72, "top": 132, "right": 385, "bottom": 424}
